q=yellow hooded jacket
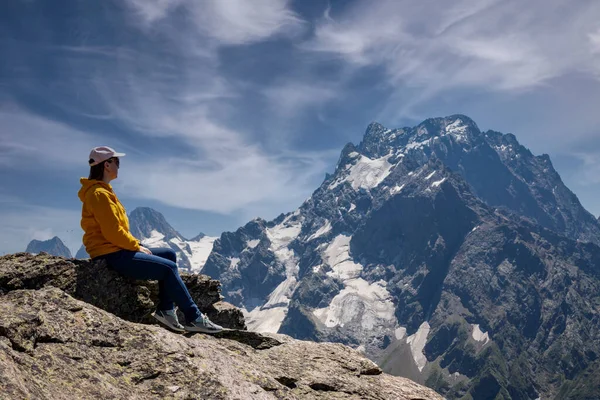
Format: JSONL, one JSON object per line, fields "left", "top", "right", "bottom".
{"left": 78, "top": 178, "right": 140, "bottom": 259}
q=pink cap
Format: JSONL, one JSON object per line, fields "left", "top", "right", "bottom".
{"left": 88, "top": 146, "right": 126, "bottom": 166}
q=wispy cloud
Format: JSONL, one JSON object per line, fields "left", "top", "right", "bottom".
{"left": 126, "top": 0, "right": 304, "bottom": 45}
{"left": 262, "top": 82, "right": 338, "bottom": 119}
{"left": 590, "top": 29, "right": 600, "bottom": 53}
{"left": 1, "top": 0, "right": 331, "bottom": 218}
{"left": 118, "top": 147, "right": 335, "bottom": 214}
{"left": 590, "top": 28, "right": 600, "bottom": 79}
{"left": 83, "top": 53, "right": 331, "bottom": 214}
{"left": 0, "top": 107, "right": 105, "bottom": 169}
{"left": 570, "top": 149, "right": 600, "bottom": 186}
{"left": 125, "top": 0, "right": 185, "bottom": 25}
{"left": 306, "top": 0, "right": 600, "bottom": 96}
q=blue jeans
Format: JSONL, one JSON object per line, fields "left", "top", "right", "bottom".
{"left": 97, "top": 247, "right": 201, "bottom": 323}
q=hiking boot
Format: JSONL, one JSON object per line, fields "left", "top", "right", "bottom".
{"left": 152, "top": 308, "right": 185, "bottom": 333}
{"left": 184, "top": 314, "right": 223, "bottom": 334}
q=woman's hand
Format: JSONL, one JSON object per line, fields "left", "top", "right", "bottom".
{"left": 139, "top": 246, "right": 153, "bottom": 255}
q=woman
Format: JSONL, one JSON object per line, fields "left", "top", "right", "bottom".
{"left": 78, "top": 146, "right": 223, "bottom": 334}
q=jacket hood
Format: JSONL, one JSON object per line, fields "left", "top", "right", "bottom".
{"left": 78, "top": 178, "right": 112, "bottom": 202}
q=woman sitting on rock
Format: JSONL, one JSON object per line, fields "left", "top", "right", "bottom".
{"left": 77, "top": 146, "right": 223, "bottom": 334}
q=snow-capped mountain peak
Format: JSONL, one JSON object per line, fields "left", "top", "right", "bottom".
{"left": 201, "top": 114, "right": 600, "bottom": 398}
{"left": 128, "top": 207, "right": 216, "bottom": 272}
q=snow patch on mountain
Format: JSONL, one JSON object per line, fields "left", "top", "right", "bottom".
{"left": 395, "top": 327, "right": 407, "bottom": 340}
{"left": 264, "top": 276, "right": 297, "bottom": 309}
{"left": 176, "top": 235, "right": 216, "bottom": 272}
{"left": 445, "top": 119, "right": 468, "bottom": 142}
{"left": 242, "top": 215, "right": 302, "bottom": 334}
{"left": 144, "top": 231, "right": 216, "bottom": 273}
{"left": 246, "top": 239, "right": 260, "bottom": 249}
{"left": 494, "top": 144, "right": 511, "bottom": 154}
{"left": 242, "top": 275, "right": 295, "bottom": 332}
{"left": 243, "top": 306, "right": 287, "bottom": 333}
{"left": 405, "top": 138, "right": 433, "bottom": 151}
{"left": 308, "top": 221, "right": 332, "bottom": 241}
{"left": 471, "top": 324, "right": 490, "bottom": 345}
{"left": 265, "top": 214, "right": 301, "bottom": 281}
{"left": 431, "top": 178, "right": 446, "bottom": 187}
{"left": 329, "top": 154, "right": 394, "bottom": 191}
{"left": 324, "top": 235, "right": 362, "bottom": 280}
{"left": 313, "top": 278, "right": 395, "bottom": 329}
{"left": 141, "top": 230, "right": 169, "bottom": 248}
{"left": 312, "top": 234, "right": 396, "bottom": 330}
{"left": 267, "top": 216, "right": 302, "bottom": 255}
{"left": 266, "top": 219, "right": 301, "bottom": 279}
{"left": 390, "top": 184, "right": 405, "bottom": 195}
{"left": 406, "top": 322, "right": 431, "bottom": 372}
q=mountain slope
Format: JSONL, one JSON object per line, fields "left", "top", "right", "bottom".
{"left": 203, "top": 115, "right": 600, "bottom": 399}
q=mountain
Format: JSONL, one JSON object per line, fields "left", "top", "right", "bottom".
{"left": 129, "top": 207, "right": 182, "bottom": 240}
{"left": 359, "top": 117, "right": 600, "bottom": 245}
{"left": 129, "top": 207, "right": 216, "bottom": 272}
{"left": 75, "top": 244, "right": 89, "bottom": 259}
{"left": 25, "top": 236, "right": 72, "bottom": 258}
{"left": 202, "top": 115, "right": 600, "bottom": 399}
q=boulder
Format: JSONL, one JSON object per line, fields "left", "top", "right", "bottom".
{"left": 0, "top": 252, "right": 245, "bottom": 330}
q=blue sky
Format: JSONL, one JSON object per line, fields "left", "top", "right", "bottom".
{"left": 1, "top": 0, "right": 600, "bottom": 255}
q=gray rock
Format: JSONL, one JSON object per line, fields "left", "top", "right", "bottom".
{"left": 0, "top": 252, "right": 245, "bottom": 330}
{"left": 0, "top": 275, "right": 441, "bottom": 399}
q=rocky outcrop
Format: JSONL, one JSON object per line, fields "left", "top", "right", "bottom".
{"left": 0, "top": 252, "right": 245, "bottom": 330}
{"left": 0, "top": 253, "right": 442, "bottom": 400}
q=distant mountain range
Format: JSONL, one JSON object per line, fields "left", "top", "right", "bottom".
{"left": 26, "top": 208, "right": 217, "bottom": 273}
{"left": 128, "top": 207, "right": 216, "bottom": 272}
{"left": 25, "top": 237, "right": 72, "bottom": 258}
{"left": 23, "top": 115, "right": 600, "bottom": 399}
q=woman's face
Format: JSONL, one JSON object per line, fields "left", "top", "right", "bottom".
{"left": 104, "top": 157, "right": 120, "bottom": 181}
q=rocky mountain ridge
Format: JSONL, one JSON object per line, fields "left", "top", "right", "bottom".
{"left": 202, "top": 115, "right": 600, "bottom": 399}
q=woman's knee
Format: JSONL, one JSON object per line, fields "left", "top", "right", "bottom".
{"left": 163, "top": 248, "right": 177, "bottom": 263}
{"left": 151, "top": 247, "right": 177, "bottom": 263}
{"left": 152, "top": 258, "right": 179, "bottom": 279}
{"left": 163, "top": 260, "right": 179, "bottom": 275}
